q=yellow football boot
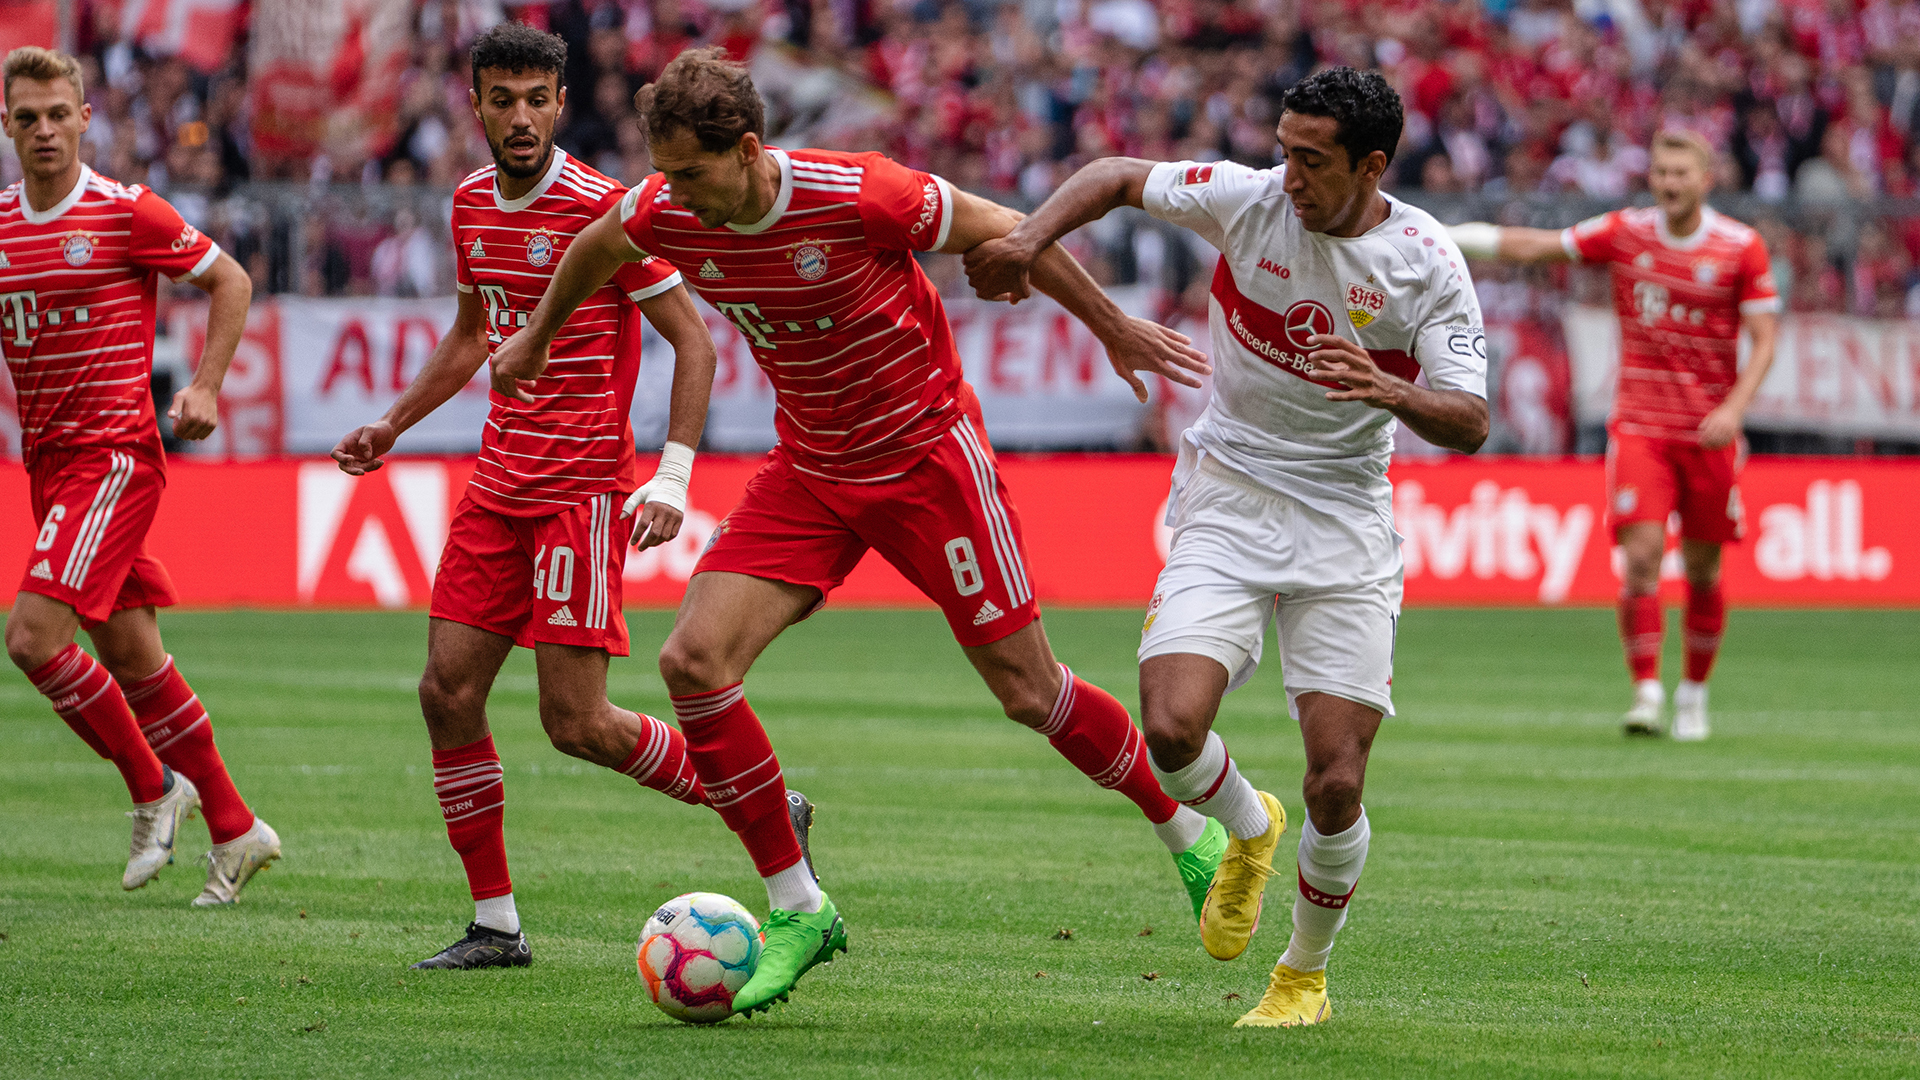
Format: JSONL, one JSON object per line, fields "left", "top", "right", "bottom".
{"left": 1199, "top": 790, "right": 1285, "bottom": 960}
{"left": 1233, "top": 963, "right": 1331, "bottom": 1028}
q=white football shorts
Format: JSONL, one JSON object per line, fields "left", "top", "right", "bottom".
{"left": 1139, "top": 453, "right": 1403, "bottom": 719}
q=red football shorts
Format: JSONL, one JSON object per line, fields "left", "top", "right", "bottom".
{"left": 19, "top": 447, "right": 177, "bottom": 627}
{"left": 1606, "top": 430, "right": 1745, "bottom": 543}
{"left": 697, "top": 420, "right": 1039, "bottom": 647}
{"left": 430, "top": 490, "right": 631, "bottom": 655}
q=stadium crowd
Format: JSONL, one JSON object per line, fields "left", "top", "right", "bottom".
{"left": 6, "top": 0, "right": 1919, "bottom": 312}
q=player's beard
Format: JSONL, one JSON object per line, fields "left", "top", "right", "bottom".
{"left": 490, "top": 130, "right": 555, "bottom": 180}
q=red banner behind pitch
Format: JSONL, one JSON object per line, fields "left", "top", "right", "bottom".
{"left": 0, "top": 456, "right": 1914, "bottom": 610}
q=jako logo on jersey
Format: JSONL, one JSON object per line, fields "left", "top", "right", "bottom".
{"left": 1257, "top": 258, "right": 1290, "bottom": 279}
{"left": 1180, "top": 165, "right": 1213, "bottom": 186}
{"left": 61, "top": 232, "right": 94, "bottom": 267}
{"left": 793, "top": 243, "right": 828, "bottom": 281}
{"left": 910, "top": 180, "right": 941, "bottom": 236}
{"left": 170, "top": 222, "right": 201, "bottom": 253}
{"left": 1345, "top": 281, "right": 1386, "bottom": 328}
{"left": 525, "top": 229, "right": 556, "bottom": 267}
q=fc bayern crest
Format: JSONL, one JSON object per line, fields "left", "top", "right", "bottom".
{"left": 62, "top": 233, "right": 93, "bottom": 267}
{"left": 525, "top": 231, "right": 554, "bottom": 267}
{"left": 793, "top": 244, "right": 828, "bottom": 281}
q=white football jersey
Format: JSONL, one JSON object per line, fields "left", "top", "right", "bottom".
{"left": 1143, "top": 160, "right": 1487, "bottom": 517}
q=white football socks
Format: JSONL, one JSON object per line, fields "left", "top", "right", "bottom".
{"left": 1152, "top": 806, "right": 1209, "bottom": 853}
{"left": 475, "top": 893, "right": 520, "bottom": 936}
{"left": 765, "top": 859, "right": 824, "bottom": 914}
{"left": 1151, "top": 730, "right": 1270, "bottom": 841}
{"left": 1278, "top": 808, "right": 1371, "bottom": 974}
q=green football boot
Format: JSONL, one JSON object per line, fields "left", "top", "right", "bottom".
{"left": 733, "top": 892, "right": 847, "bottom": 1016}
{"left": 1173, "top": 817, "right": 1228, "bottom": 921}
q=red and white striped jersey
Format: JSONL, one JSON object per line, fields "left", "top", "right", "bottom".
{"left": 0, "top": 165, "right": 218, "bottom": 468}
{"left": 1562, "top": 206, "right": 1779, "bottom": 442}
{"left": 618, "top": 147, "right": 960, "bottom": 482}
{"left": 454, "top": 149, "right": 683, "bottom": 517}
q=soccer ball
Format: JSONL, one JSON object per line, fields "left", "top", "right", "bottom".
{"left": 637, "top": 891, "right": 763, "bottom": 1024}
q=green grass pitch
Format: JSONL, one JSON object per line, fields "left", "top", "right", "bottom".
{"left": 2, "top": 606, "right": 1917, "bottom": 1078}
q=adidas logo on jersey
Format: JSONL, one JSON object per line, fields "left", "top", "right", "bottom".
{"left": 973, "top": 600, "right": 1005, "bottom": 626}
{"left": 28, "top": 559, "right": 52, "bottom": 581}
{"left": 470, "top": 237, "right": 487, "bottom": 260}
{"left": 547, "top": 605, "right": 578, "bottom": 627}
{"left": 698, "top": 258, "right": 724, "bottom": 279}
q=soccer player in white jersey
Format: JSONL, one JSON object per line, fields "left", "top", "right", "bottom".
{"left": 968, "top": 68, "right": 1489, "bottom": 1027}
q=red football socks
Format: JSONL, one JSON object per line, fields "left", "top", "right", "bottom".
{"left": 120, "top": 656, "right": 253, "bottom": 844}
{"left": 29, "top": 644, "right": 166, "bottom": 803}
{"left": 1037, "top": 665, "right": 1181, "bottom": 825}
{"left": 1684, "top": 581, "right": 1726, "bottom": 683}
{"left": 1617, "top": 591, "right": 1664, "bottom": 682}
{"left": 616, "top": 712, "right": 708, "bottom": 805}
{"left": 433, "top": 734, "right": 511, "bottom": 901}
{"left": 672, "top": 683, "right": 802, "bottom": 876}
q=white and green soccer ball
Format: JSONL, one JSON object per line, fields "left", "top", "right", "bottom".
{"left": 636, "top": 891, "right": 764, "bottom": 1024}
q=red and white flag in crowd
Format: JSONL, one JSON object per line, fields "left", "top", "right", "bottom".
{"left": 0, "top": 0, "right": 57, "bottom": 59}
{"left": 118, "top": 0, "right": 247, "bottom": 72}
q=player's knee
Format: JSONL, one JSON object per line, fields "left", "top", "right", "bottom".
{"left": 5, "top": 617, "right": 62, "bottom": 673}
{"left": 1301, "top": 766, "right": 1364, "bottom": 819}
{"left": 1141, "top": 712, "right": 1207, "bottom": 772}
{"left": 658, "top": 633, "right": 732, "bottom": 694}
{"left": 998, "top": 687, "right": 1053, "bottom": 730}
{"left": 417, "top": 669, "right": 485, "bottom": 728}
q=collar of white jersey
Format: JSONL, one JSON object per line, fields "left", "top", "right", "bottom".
{"left": 21, "top": 163, "right": 93, "bottom": 226}
{"left": 493, "top": 148, "right": 568, "bottom": 214}
{"left": 1310, "top": 192, "right": 1404, "bottom": 243}
{"left": 726, "top": 147, "right": 793, "bottom": 234}
{"left": 1656, "top": 206, "right": 1717, "bottom": 251}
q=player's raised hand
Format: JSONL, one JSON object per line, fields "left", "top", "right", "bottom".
{"left": 963, "top": 236, "right": 1040, "bottom": 303}
{"left": 331, "top": 420, "right": 397, "bottom": 475}
{"left": 1098, "top": 316, "right": 1213, "bottom": 403}
{"left": 489, "top": 330, "right": 546, "bottom": 404}
{"left": 1305, "top": 334, "right": 1404, "bottom": 409}
{"left": 166, "top": 385, "right": 221, "bottom": 441}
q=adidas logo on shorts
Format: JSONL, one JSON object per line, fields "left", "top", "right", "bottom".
{"left": 973, "top": 600, "right": 1004, "bottom": 626}
{"left": 547, "top": 605, "right": 577, "bottom": 627}
{"left": 699, "top": 258, "right": 724, "bottom": 279}
{"left": 469, "top": 236, "right": 486, "bottom": 260}
{"left": 28, "top": 559, "right": 52, "bottom": 581}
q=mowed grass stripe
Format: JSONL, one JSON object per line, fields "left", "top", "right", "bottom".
{"left": 0, "top": 607, "right": 1915, "bottom": 1079}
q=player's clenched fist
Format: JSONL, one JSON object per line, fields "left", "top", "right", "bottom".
{"left": 963, "top": 235, "right": 1041, "bottom": 303}
{"left": 331, "top": 420, "right": 397, "bottom": 475}
{"left": 166, "top": 385, "right": 221, "bottom": 441}
{"left": 489, "top": 330, "right": 547, "bottom": 403}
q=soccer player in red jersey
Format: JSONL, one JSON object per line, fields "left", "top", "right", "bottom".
{"left": 1, "top": 47, "right": 275, "bottom": 904}
{"left": 331, "top": 26, "right": 728, "bottom": 970}
{"left": 1449, "top": 130, "right": 1780, "bottom": 741}
{"left": 493, "top": 47, "right": 1216, "bottom": 1013}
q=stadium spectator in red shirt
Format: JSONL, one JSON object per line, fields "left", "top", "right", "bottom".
{"left": 493, "top": 47, "right": 1213, "bottom": 1016}
{"left": 0, "top": 47, "right": 276, "bottom": 904}
{"left": 1450, "top": 130, "right": 1782, "bottom": 742}
{"left": 330, "top": 25, "right": 724, "bottom": 972}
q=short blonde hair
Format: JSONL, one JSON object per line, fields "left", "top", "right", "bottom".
{"left": 1650, "top": 129, "right": 1713, "bottom": 169}
{"left": 4, "top": 46, "right": 85, "bottom": 105}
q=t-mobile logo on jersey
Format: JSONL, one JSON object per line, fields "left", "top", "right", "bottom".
{"left": 477, "top": 284, "right": 528, "bottom": 344}
{"left": 712, "top": 300, "right": 835, "bottom": 351}
{"left": 1, "top": 290, "right": 37, "bottom": 347}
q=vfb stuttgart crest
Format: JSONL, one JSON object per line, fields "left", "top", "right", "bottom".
{"left": 1345, "top": 281, "right": 1386, "bottom": 328}
{"left": 61, "top": 231, "right": 94, "bottom": 267}
{"left": 525, "top": 228, "right": 556, "bottom": 267}
{"left": 792, "top": 243, "right": 828, "bottom": 281}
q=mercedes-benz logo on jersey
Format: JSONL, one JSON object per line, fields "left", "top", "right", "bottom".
{"left": 1282, "top": 301, "right": 1334, "bottom": 352}
{"left": 793, "top": 244, "right": 828, "bottom": 281}
{"left": 61, "top": 232, "right": 94, "bottom": 267}
{"left": 525, "top": 229, "right": 555, "bottom": 267}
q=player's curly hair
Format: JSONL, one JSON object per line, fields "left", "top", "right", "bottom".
{"left": 469, "top": 21, "right": 568, "bottom": 97}
{"left": 1280, "top": 67, "right": 1405, "bottom": 169}
{"left": 635, "top": 47, "right": 766, "bottom": 154}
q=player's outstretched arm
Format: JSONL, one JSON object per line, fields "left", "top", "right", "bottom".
{"left": 1699, "top": 310, "right": 1778, "bottom": 450}
{"left": 169, "top": 250, "right": 252, "bottom": 441}
{"left": 945, "top": 183, "right": 1210, "bottom": 403}
{"left": 492, "top": 208, "right": 639, "bottom": 402}
{"left": 1446, "top": 223, "right": 1574, "bottom": 264}
{"left": 331, "top": 288, "right": 489, "bottom": 475}
{"left": 1304, "top": 333, "right": 1489, "bottom": 453}
{"left": 962, "top": 156, "right": 1156, "bottom": 302}
{"left": 624, "top": 283, "right": 718, "bottom": 550}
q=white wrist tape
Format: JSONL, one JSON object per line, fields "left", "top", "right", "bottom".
{"left": 624, "top": 441, "right": 695, "bottom": 518}
{"left": 1447, "top": 222, "right": 1501, "bottom": 261}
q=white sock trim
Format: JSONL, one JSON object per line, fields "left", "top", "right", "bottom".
{"left": 475, "top": 893, "right": 520, "bottom": 935}
{"left": 765, "top": 860, "right": 824, "bottom": 914}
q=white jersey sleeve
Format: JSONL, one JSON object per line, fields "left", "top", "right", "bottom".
{"left": 1409, "top": 263, "right": 1488, "bottom": 399}
{"left": 1141, "top": 160, "right": 1268, "bottom": 251}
